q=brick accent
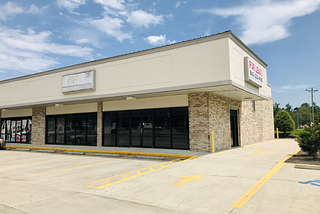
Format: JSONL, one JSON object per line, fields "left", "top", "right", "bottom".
{"left": 32, "top": 107, "right": 46, "bottom": 145}
{"left": 208, "top": 93, "right": 241, "bottom": 151}
{"left": 188, "top": 93, "right": 210, "bottom": 152}
{"left": 239, "top": 98, "right": 274, "bottom": 146}
{"left": 189, "top": 93, "right": 274, "bottom": 152}
{"left": 188, "top": 92, "right": 241, "bottom": 152}
{"left": 97, "top": 102, "right": 103, "bottom": 147}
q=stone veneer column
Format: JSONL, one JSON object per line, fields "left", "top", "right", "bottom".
{"left": 188, "top": 93, "right": 211, "bottom": 152}
{"left": 97, "top": 102, "right": 103, "bottom": 147}
{"left": 32, "top": 107, "right": 46, "bottom": 145}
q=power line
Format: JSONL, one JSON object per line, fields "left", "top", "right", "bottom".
{"left": 306, "top": 87, "right": 318, "bottom": 123}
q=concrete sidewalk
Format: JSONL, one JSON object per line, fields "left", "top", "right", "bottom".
{"left": 5, "top": 142, "right": 206, "bottom": 158}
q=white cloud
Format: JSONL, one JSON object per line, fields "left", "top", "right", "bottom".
{"left": 0, "top": 26, "right": 93, "bottom": 73}
{"left": 57, "top": 0, "right": 86, "bottom": 13}
{"left": 197, "top": 0, "right": 320, "bottom": 45}
{"left": 144, "top": 35, "right": 167, "bottom": 46}
{"left": 175, "top": 1, "right": 187, "bottom": 8}
{"left": 127, "top": 10, "right": 163, "bottom": 27}
{"left": 88, "top": 16, "right": 131, "bottom": 42}
{"left": 76, "top": 38, "right": 92, "bottom": 44}
{"left": 0, "top": 2, "right": 44, "bottom": 20}
{"left": 281, "top": 85, "right": 308, "bottom": 90}
{"left": 93, "top": 0, "right": 125, "bottom": 10}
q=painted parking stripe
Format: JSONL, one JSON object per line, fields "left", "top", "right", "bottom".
{"left": 231, "top": 149, "right": 300, "bottom": 209}
{"left": 84, "top": 156, "right": 196, "bottom": 189}
{"left": 31, "top": 156, "right": 130, "bottom": 177}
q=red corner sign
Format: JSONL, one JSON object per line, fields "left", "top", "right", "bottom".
{"left": 244, "top": 57, "right": 263, "bottom": 87}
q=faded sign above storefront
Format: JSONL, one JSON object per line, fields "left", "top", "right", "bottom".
{"left": 62, "top": 70, "right": 95, "bottom": 93}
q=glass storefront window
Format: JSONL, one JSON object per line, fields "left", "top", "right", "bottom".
{"left": 0, "top": 117, "right": 32, "bottom": 143}
{"left": 46, "top": 113, "right": 97, "bottom": 146}
{"left": 103, "top": 107, "right": 189, "bottom": 150}
{"left": 155, "top": 108, "right": 171, "bottom": 148}
{"left": 103, "top": 112, "right": 116, "bottom": 146}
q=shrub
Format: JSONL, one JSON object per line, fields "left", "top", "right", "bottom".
{"left": 274, "top": 110, "right": 295, "bottom": 135}
{"left": 294, "top": 123, "right": 320, "bottom": 159}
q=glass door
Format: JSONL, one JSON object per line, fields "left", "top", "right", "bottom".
{"left": 141, "top": 110, "right": 153, "bottom": 148}
{"left": 130, "top": 110, "right": 154, "bottom": 148}
{"left": 230, "top": 109, "right": 239, "bottom": 147}
{"left": 131, "top": 110, "right": 141, "bottom": 147}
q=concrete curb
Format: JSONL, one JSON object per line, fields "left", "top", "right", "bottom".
{"left": 295, "top": 164, "right": 320, "bottom": 170}
{"left": 5, "top": 146, "right": 197, "bottom": 159}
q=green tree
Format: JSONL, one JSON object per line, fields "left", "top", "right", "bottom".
{"left": 274, "top": 110, "right": 295, "bottom": 136}
{"left": 273, "top": 103, "right": 281, "bottom": 117}
{"left": 299, "top": 105, "right": 311, "bottom": 125}
{"left": 285, "top": 103, "right": 292, "bottom": 112}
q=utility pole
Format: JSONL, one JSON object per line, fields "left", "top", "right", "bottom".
{"left": 297, "top": 112, "right": 299, "bottom": 129}
{"left": 306, "top": 87, "right": 318, "bottom": 124}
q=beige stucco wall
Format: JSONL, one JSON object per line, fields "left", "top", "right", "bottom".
{"left": 1, "top": 109, "right": 32, "bottom": 118}
{"left": 103, "top": 95, "right": 188, "bottom": 112}
{"left": 228, "top": 39, "right": 271, "bottom": 98}
{"left": 0, "top": 37, "right": 230, "bottom": 109}
{"left": 47, "top": 103, "right": 97, "bottom": 115}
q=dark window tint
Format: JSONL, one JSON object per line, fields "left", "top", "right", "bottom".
{"left": 46, "top": 113, "right": 97, "bottom": 146}
{"left": 172, "top": 108, "right": 189, "bottom": 134}
{"left": 103, "top": 107, "right": 189, "bottom": 150}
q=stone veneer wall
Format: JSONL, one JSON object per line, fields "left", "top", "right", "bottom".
{"left": 97, "top": 102, "right": 103, "bottom": 147}
{"left": 189, "top": 93, "right": 274, "bottom": 152}
{"left": 208, "top": 93, "right": 241, "bottom": 151}
{"left": 189, "top": 92, "right": 241, "bottom": 152}
{"left": 239, "top": 98, "right": 274, "bottom": 146}
{"left": 32, "top": 107, "right": 46, "bottom": 145}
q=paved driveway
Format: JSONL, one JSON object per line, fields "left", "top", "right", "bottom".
{"left": 1, "top": 139, "right": 319, "bottom": 214}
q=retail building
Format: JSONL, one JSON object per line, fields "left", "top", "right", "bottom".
{"left": 0, "top": 31, "right": 274, "bottom": 152}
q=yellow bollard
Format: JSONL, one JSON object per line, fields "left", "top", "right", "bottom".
{"left": 211, "top": 131, "right": 214, "bottom": 153}
{"left": 276, "top": 128, "right": 279, "bottom": 140}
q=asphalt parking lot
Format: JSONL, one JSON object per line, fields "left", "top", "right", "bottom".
{"left": 1, "top": 139, "right": 320, "bottom": 214}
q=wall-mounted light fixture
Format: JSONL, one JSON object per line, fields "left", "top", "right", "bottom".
{"left": 126, "top": 96, "right": 136, "bottom": 100}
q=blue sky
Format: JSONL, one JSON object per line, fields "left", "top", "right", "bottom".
{"left": 0, "top": 0, "right": 320, "bottom": 108}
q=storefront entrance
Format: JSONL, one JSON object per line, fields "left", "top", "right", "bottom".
{"left": 230, "top": 109, "right": 239, "bottom": 147}
{"left": 131, "top": 109, "right": 153, "bottom": 147}
{"left": 103, "top": 107, "right": 189, "bottom": 149}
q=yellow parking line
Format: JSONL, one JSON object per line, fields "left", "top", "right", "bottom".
{"left": 0, "top": 156, "right": 79, "bottom": 171}
{"left": 84, "top": 156, "right": 196, "bottom": 189}
{"left": 231, "top": 149, "right": 300, "bottom": 209}
{"left": 31, "top": 156, "right": 129, "bottom": 177}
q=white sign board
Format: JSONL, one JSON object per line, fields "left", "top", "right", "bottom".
{"left": 244, "top": 57, "right": 263, "bottom": 87}
{"left": 62, "top": 70, "right": 95, "bottom": 93}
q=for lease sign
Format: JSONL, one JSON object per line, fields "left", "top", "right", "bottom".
{"left": 244, "top": 57, "right": 263, "bottom": 87}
